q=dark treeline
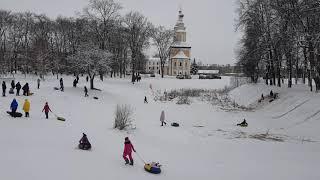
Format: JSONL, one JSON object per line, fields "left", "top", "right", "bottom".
{"left": 0, "top": 0, "right": 174, "bottom": 89}
{"left": 236, "top": 0, "right": 320, "bottom": 92}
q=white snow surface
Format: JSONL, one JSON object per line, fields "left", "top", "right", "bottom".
{"left": 0, "top": 75, "right": 319, "bottom": 180}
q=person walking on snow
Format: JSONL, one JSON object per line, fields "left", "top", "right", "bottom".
{"left": 11, "top": 80, "right": 15, "bottom": 89}
{"left": 10, "top": 98, "right": 18, "bottom": 116}
{"left": 60, "top": 78, "right": 64, "bottom": 91}
{"left": 23, "top": 99, "right": 30, "bottom": 117}
{"left": 42, "top": 102, "right": 52, "bottom": 119}
{"left": 84, "top": 86, "right": 88, "bottom": 97}
{"left": 144, "top": 96, "right": 148, "bottom": 103}
{"left": 2, "top": 81, "right": 6, "bottom": 97}
{"left": 22, "top": 83, "right": 29, "bottom": 96}
{"left": 160, "top": 110, "right": 166, "bottom": 126}
{"left": 16, "top": 82, "right": 21, "bottom": 96}
{"left": 123, "top": 137, "right": 136, "bottom": 165}
{"left": 37, "top": 78, "right": 40, "bottom": 89}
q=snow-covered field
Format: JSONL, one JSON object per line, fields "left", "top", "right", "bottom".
{"left": 0, "top": 75, "right": 319, "bottom": 180}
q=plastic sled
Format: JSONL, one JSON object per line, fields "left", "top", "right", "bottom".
{"left": 237, "top": 123, "right": 248, "bottom": 127}
{"left": 171, "top": 122, "right": 179, "bottom": 127}
{"left": 93, "top": 97, "right": 99, "bottom": 100}
{"left": 57, "top": 116, "right": 66, "bottom": 121}
{"left": 9, "top": 88, "right": 14, "bottom": 94}
{"left": 78, "top": 143, "right": 91, "bottom": 150}
{"left": 7, "top": 111, "right": 23, "bottom": 117}
{"left": 144, "top": 163, "right": 161, "bottom": 174}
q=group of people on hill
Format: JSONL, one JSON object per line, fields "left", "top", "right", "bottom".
{"left": 59, "top": 77, "right": 89, "bottom": 97}
{"left": 8, "top": 98, "right": 52, "bottom": 119}
{"left": 132, "top": 73, "right": 142, "bottom": 84}
{"left": 73, "top": 76, "right": 79, "bottom": 88}
{"left": 2, "top": 80, "right": 31, "bottom": 97}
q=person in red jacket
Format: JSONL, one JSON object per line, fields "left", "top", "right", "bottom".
{"left": 123, "top": 137, "right": 136, "bottom": 165}
{"left": 42, "top": 102, "right": 52, "bottom": 119}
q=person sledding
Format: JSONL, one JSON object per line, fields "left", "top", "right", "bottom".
{"left": 10, "top": 98, "right": 18, "bottom": 117}
{"left": 144, "top": 96, "right": 148, "bottom": 103}
{"left": 78, "top": 133, "right": 91, "bottom": 150}
{"left": 123, "top": 137, "right": 136, "bottom": 165}
{"left": 42, "top": 102, "right": 52, "bottom": 119}
{"left": 237, "top": 119, "right": 248, "bottom": 127}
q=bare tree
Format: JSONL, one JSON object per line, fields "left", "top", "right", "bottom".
{"left": 67, "top": 43, "right": 111, "bottom": 89}
{"left": 151, "top": 26, "right": 174, "bottom": 78}
{"left": 83, "top": 0, "right": 122, "bottom": 50}
{"left": 123, "top": 11, "right": 152, "bottom": 82}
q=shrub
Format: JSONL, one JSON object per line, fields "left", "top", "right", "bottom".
{"left": 176, "top": 96, "right": 191, "bottom": 105}
{"left": 114, "top": 104, "right": 134, "bottom": 130}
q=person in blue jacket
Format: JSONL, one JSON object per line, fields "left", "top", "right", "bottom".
{"left": 10, "top": 98, "right": 18, "bottom": 116}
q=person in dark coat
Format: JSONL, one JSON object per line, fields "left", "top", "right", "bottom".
{"left": 270, "top": 90, "right": 274, "bottom": 97}
{"left": 86, "top": 76, "right": 89, "bottom": 82}
{"left": 2, "top": 81, "right": 6, "bottom": 97}
{"left": 84, "top": 86, "right": 88, "bottom": 97}
{"left": 11, "top": 80, "right": 15, "bottom": 89}
{"left": 22, "top": 83, "right": 29, "bottom": 96}
{"left": 79, "top": 133, "right": 91, "bottom": 150}
{"left": 76, "top": 75, "right": 79, "bottom": 83}
{"left": 10, "top": 98, "right": 18, "bottom": 116}
{"left": 16, "top": 82, "right": 21, "bottom": 96}
{"left": 42, "top": 102, "right": 52, "bottom": 119}
{"left": 73, "top": 79, "right": 77, "bottom": 87}
{"left": 37, "top": 78, "right": 40, "bottom": 89}
{"left": 60, "top": 78, "right": 64, "bottom": 91}
{"left": 144, "top": 96, "right": 148, "bottom": 103}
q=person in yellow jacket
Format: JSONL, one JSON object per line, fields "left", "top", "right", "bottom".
{"left": 23, "top": 99, "right": 30, "bottom": 117}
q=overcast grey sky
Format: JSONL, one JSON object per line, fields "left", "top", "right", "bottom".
{"left": 1, "top": 0, "right": 240, "bottom": 65}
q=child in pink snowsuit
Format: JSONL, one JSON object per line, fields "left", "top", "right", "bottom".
{"left": 123, "top": 137, "right": 136, "bottom": 165}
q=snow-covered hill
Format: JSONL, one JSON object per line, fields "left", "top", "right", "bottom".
{"left": 0, "top": 75, "right": 319, "bottom": 180}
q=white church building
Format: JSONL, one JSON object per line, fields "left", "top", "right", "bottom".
{"left": 146, "top": 9, "right": 191, "bottom": 76}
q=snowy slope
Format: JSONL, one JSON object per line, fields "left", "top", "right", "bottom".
{"left": 0, "top": 75, "right": 319, "bottom": 180}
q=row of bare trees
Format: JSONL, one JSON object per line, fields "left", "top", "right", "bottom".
{"left": 0, "top": 0, "right": 174, "bottom": 88}
{"left": 236, "top": 0, "right": 320, "bottom": 92}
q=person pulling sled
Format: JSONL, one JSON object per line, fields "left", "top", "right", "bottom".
{"left": 123, "top": 137, "right": 136, "bottom": 165}
{"left": 78, "top": 133, "right": 91, "bottom": 150}
{"left": 160, "top": 110, "right": 167, "bottom": 126}
{"left": 10, "top": 98, "right": 18, "bottom": 117}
